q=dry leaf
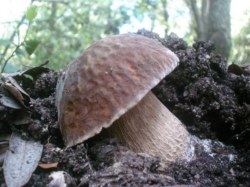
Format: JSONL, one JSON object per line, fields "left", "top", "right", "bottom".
{"left": 20, "top": 66, "right": 50, "bottom": 80}
{"left": 0, "top": 140, "right": 9, "bottom": 164}
{"left": 0, "top": 152, "right": 6, "bottom": 165}
{"left": 3, "top": 83, "right": 25, "bottom": 107}
{"left": 0, "top": 141, "right": 9, "bottom": 154}
{"left": 3, "top": 133, "right": 43, "bottom": 187}
{"left": 7, "top": 76, "right": 30, "bottom": 98}
{"left": 39, "top": 162, "right": 58, "bottom": 169}
{"left": 0, "top": 65, "right": 50, "bottom": 110}
{"left": 0, "top": 94, "right": 22, "bottom": 109}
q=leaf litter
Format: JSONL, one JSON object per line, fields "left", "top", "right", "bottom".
{"left": 3, "top": 133, "right": 43, "bottom": 187}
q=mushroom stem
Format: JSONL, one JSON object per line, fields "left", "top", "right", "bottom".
{"left": 109, "top": 91, "right": 191, "bottom": 163}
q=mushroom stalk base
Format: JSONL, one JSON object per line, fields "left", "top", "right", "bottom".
{"left": 110, "top": 91, "right": 190, "bottom": 163}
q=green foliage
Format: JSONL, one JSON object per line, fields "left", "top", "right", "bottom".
{"left": 231, "top": 20, "right": 250, "bottom": 64}
{"left": 0, "top": 3, "right": 40, "bottom": 72}
{"left": 24, "top": 39, "right": 40, "bottom": 55}
{"left": 19, "top": 0, "right": 133, "bottom": 70}
{"left": 0, "top": 39, "right": 11, "bottom": 47}
{"left": 0, "top": 0, "right": 172, "bottom": 71}
{"left": 26, "top": 5, "right": 37, "bottom": 22}
{"left": 2, "top": 0, "right": 248, "bottom": 71}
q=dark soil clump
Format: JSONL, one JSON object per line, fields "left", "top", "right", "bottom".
{"left": 143, "top": 31, "right": 250, "bottom": 149}
{"left": 0, "top": 31, "right": 250, "bottom": 186}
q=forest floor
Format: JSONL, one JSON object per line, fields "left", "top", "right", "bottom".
{"left": 0, "top": 31, "right": 250, "bottom": 187}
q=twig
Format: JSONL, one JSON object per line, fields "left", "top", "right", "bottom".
{"left": 0, "top": 15, "right": 26, "bottom": 67}
{"left": 38, "top": 60, "right": 49, "bottom": 67}
{"left": 1, "top": 43, "right": 24, "bottom": 73}
{"left": 1, "top": 22, "right": 30, "bottom": 73}
{"left": 0, "top": 0, "right": 35, "bottom": 73}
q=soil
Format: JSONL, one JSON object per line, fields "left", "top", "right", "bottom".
{"left": 0, "top": 31, "right": 250, "bottom": 187}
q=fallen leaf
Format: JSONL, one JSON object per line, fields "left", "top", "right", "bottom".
{"left": 39, "top": 162, "right": 58, "bottom": 169}
{"left": 0, "top": 65, "right": 51, "bottom": 109}
{"left": 0, "top": 152, "right": 6, "bottom": 165}
{"left": 17, "top": 66, "right": 50, "bottom": 81}
{"left": 3, "top": 133, "right": 43, "bottom": 187}
{"left": 0, "top": 75, "right": 30, "bottom": 109}
{"left": 0, "top": 140, "right": 9, "bottom": 166}
{"left": 7, "top": 76, "right": 30, "bottom": 98}
{"left": 0, "top": 94, "right": 22, "bottom": 109}
{"left": 0, "top": 141, "right": 9, "bottom": 154}
{"left": 0, "top": 141, "right": 9, "bottom": 164}
{"left": 3, "top": 83, "right": 25, "bottom": 107}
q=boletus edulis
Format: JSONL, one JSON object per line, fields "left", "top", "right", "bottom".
{"left": 56, "top": 34, "right": 194, "bottom": 163}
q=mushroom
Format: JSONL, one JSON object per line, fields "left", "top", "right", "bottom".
{"left": 56, "top": 34, "right": 193, "bottom": 163}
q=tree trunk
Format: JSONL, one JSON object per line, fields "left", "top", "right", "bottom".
{"left": 188, "top": 0, "right": 231, "bottom": 59}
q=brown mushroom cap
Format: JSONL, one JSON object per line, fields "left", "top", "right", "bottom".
{"left": 56, "top": 34, "right": 179, "bottom": 147}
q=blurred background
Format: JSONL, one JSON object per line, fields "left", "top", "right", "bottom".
{"left": 0, "top": 0, "right": 249, "bottom": 72}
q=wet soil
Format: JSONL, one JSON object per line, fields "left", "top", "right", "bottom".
{"left": 0, "top": 31, "right": 250, "bottom": 186}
